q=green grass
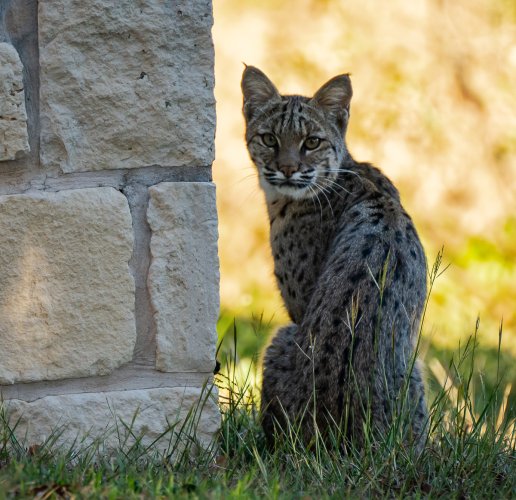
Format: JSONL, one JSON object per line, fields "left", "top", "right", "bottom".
{"left": 0, "top": 332, "right": 514, "bottom": 498}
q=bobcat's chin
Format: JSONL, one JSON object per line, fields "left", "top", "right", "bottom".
{"left": 259, "top": 177, "right": 312, "bottom": 200}
{"left": 275, "top": 183, "right": 312, "bottom": 200}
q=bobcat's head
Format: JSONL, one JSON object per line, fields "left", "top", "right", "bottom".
{"left": 242, "top": 66, "right": 352, "bottom": 200}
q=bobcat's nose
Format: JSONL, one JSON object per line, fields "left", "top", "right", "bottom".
{"left": 279, "top": 165, "right": 299, "bottom": 178}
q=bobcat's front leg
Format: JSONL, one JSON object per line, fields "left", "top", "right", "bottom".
{"left": 261, "top": 324, "right": 300, "bottom": 444}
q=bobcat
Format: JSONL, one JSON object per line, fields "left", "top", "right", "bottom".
{"left": 241, "top": 66, "right": 428, "bottom": 449}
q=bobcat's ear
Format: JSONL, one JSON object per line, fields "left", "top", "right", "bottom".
{"left": 310, "top": 74, "right": 353, "bottom": 130}
{"left": 241, "top": 65, "right": 281, "bottom": 122}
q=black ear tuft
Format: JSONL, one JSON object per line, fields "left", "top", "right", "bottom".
{"left": 241, "top": 66, "right": 281, "bottom": 122}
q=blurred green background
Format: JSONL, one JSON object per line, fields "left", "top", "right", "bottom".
{"left": 212, "top": 0, "right": 516, "bottom": 410}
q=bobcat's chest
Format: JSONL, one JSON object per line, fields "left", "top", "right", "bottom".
{"left": 269, "top": 200, "right": 334, "bottom": 324}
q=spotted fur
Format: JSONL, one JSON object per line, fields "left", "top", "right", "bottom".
{"left": 242, "top": 66, "right": 428, "bottom": 449}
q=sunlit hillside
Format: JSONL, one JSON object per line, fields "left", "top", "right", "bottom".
{"left": 212, "top": 0, "right": 516, "bottom": 368}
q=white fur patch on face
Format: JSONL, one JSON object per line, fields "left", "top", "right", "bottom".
{"left": 259, "top": 167, "right": 318, "bottom": 200}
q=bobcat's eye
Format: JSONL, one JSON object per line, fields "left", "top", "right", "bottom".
{"left": 304, "top": 137, "right": 321, "bottom": 150}
{"left": 261, "top": 133, "right": 277, "bottom": 148}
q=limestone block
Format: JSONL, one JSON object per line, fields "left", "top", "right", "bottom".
{"left": 3, "top": 386, "right": 220, "bottom": 450}
{"left": 0, "top": 187, "right": 136, "bottom": 384}
{"left": 39, "top": 0, "right": 215, "bottom": 173}
{"left": 0, "top": 42, "right": 30, "bottom": 161}
{"left": 147, "top": 182, "right": 219, "bottom": 373}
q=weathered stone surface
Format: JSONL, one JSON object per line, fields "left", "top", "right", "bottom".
{"left": 38, "top": 0, "right": 215, "bottom": 173}
{"left": 0, "top": 188, "right": 136, "bottom": 384}
{"left": 0, "top": 42, "right": 30, "bottom": 161}
{"left": 147, "top": 182, "right": 219, "bottom": 373}
{"left": 3, "top": 386, "right": 220, "bottom": 450}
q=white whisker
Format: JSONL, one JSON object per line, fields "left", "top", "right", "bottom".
{"left": 307, "top": 185, "right": 324, "bottom": 221}
{"left": 312, "top": 181, "right": 340, "bottom": 218}
{"left": 316, "top": 183, "right": 334, "bottom": 218}
{"left": 325, "top": 168, "right": 362, "bottom": 179}
{"left": 323, "top": 177, "right": 353, "bottom": 195}
{"left": 236, "top": 173, "right": 259, "bottom": 185}
{"left": 318, "top": 180, "right": 349, "bottom": 200}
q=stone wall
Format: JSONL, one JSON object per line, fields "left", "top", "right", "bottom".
{"left": 0, "top": 0, "right": 220, "bottom": 449}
